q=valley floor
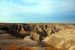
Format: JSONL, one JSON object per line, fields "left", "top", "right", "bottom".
{"left": 0, "top": 39, "right": 59, "bottom": 50}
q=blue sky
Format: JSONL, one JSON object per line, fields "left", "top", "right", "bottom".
{"left": 0, "top": 0, "right": 75, "bottom": 23}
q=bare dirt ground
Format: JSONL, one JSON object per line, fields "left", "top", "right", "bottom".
{"left": 0, "top": 39, "right": 59, "bottom": 50}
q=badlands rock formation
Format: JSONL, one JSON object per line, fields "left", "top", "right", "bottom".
{"left": 43, "top": 29, "right": 75, "bottom": 50}
{"left": 0, "top": 23, "right": 75, "bottom": 41}
{"left": 0, "top": 23, "right": 75, "bottom": 50}
{"left": 0, "top": 23, "right": 63, "bottom": 40}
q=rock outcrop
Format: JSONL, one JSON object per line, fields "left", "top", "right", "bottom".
{"left": 0, "top": 23, "right": 75, "bottom": 40}
{"left": 0, "top": 24, "right": 60, "bottom": 39}
{"left": 43, "top": 29, "right": 75, "bottom": 50}
{"left": 0, "top": 23, "right": 75, "bottom": 50}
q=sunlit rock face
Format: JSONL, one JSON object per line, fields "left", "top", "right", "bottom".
{"left": 43, "top": 29, "right": 75, "bottom": 50}
{"left": 69, "top": 45, "right": 75, "bottom": 50}
{"left": 30, "top": 24, "right": 63, "bottom": 41}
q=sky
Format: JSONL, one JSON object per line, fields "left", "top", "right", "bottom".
{"left": 0, "top": 0, "right": 75, "bottom": 23}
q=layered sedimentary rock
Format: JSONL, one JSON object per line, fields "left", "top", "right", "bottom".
{"left": 0, "top": 24, "right": 62, "bottom": 40}
{"left": 0, "top": 23, "right": 75, "bottom": 50}
{"left": 43, "top": 29, "right": 75, "bottom": 50}
{"left": 0, "top": 24, "right": 75, "bottom": 40}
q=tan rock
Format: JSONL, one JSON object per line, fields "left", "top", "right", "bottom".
{"left": 43, "top": 29, "right": 75, "bottom": 50}
{"left": 31, "top": 32, "right": 40, "bottom": 41}
{"left": 69, "top": 45, "right": 75, "bottom": 50}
